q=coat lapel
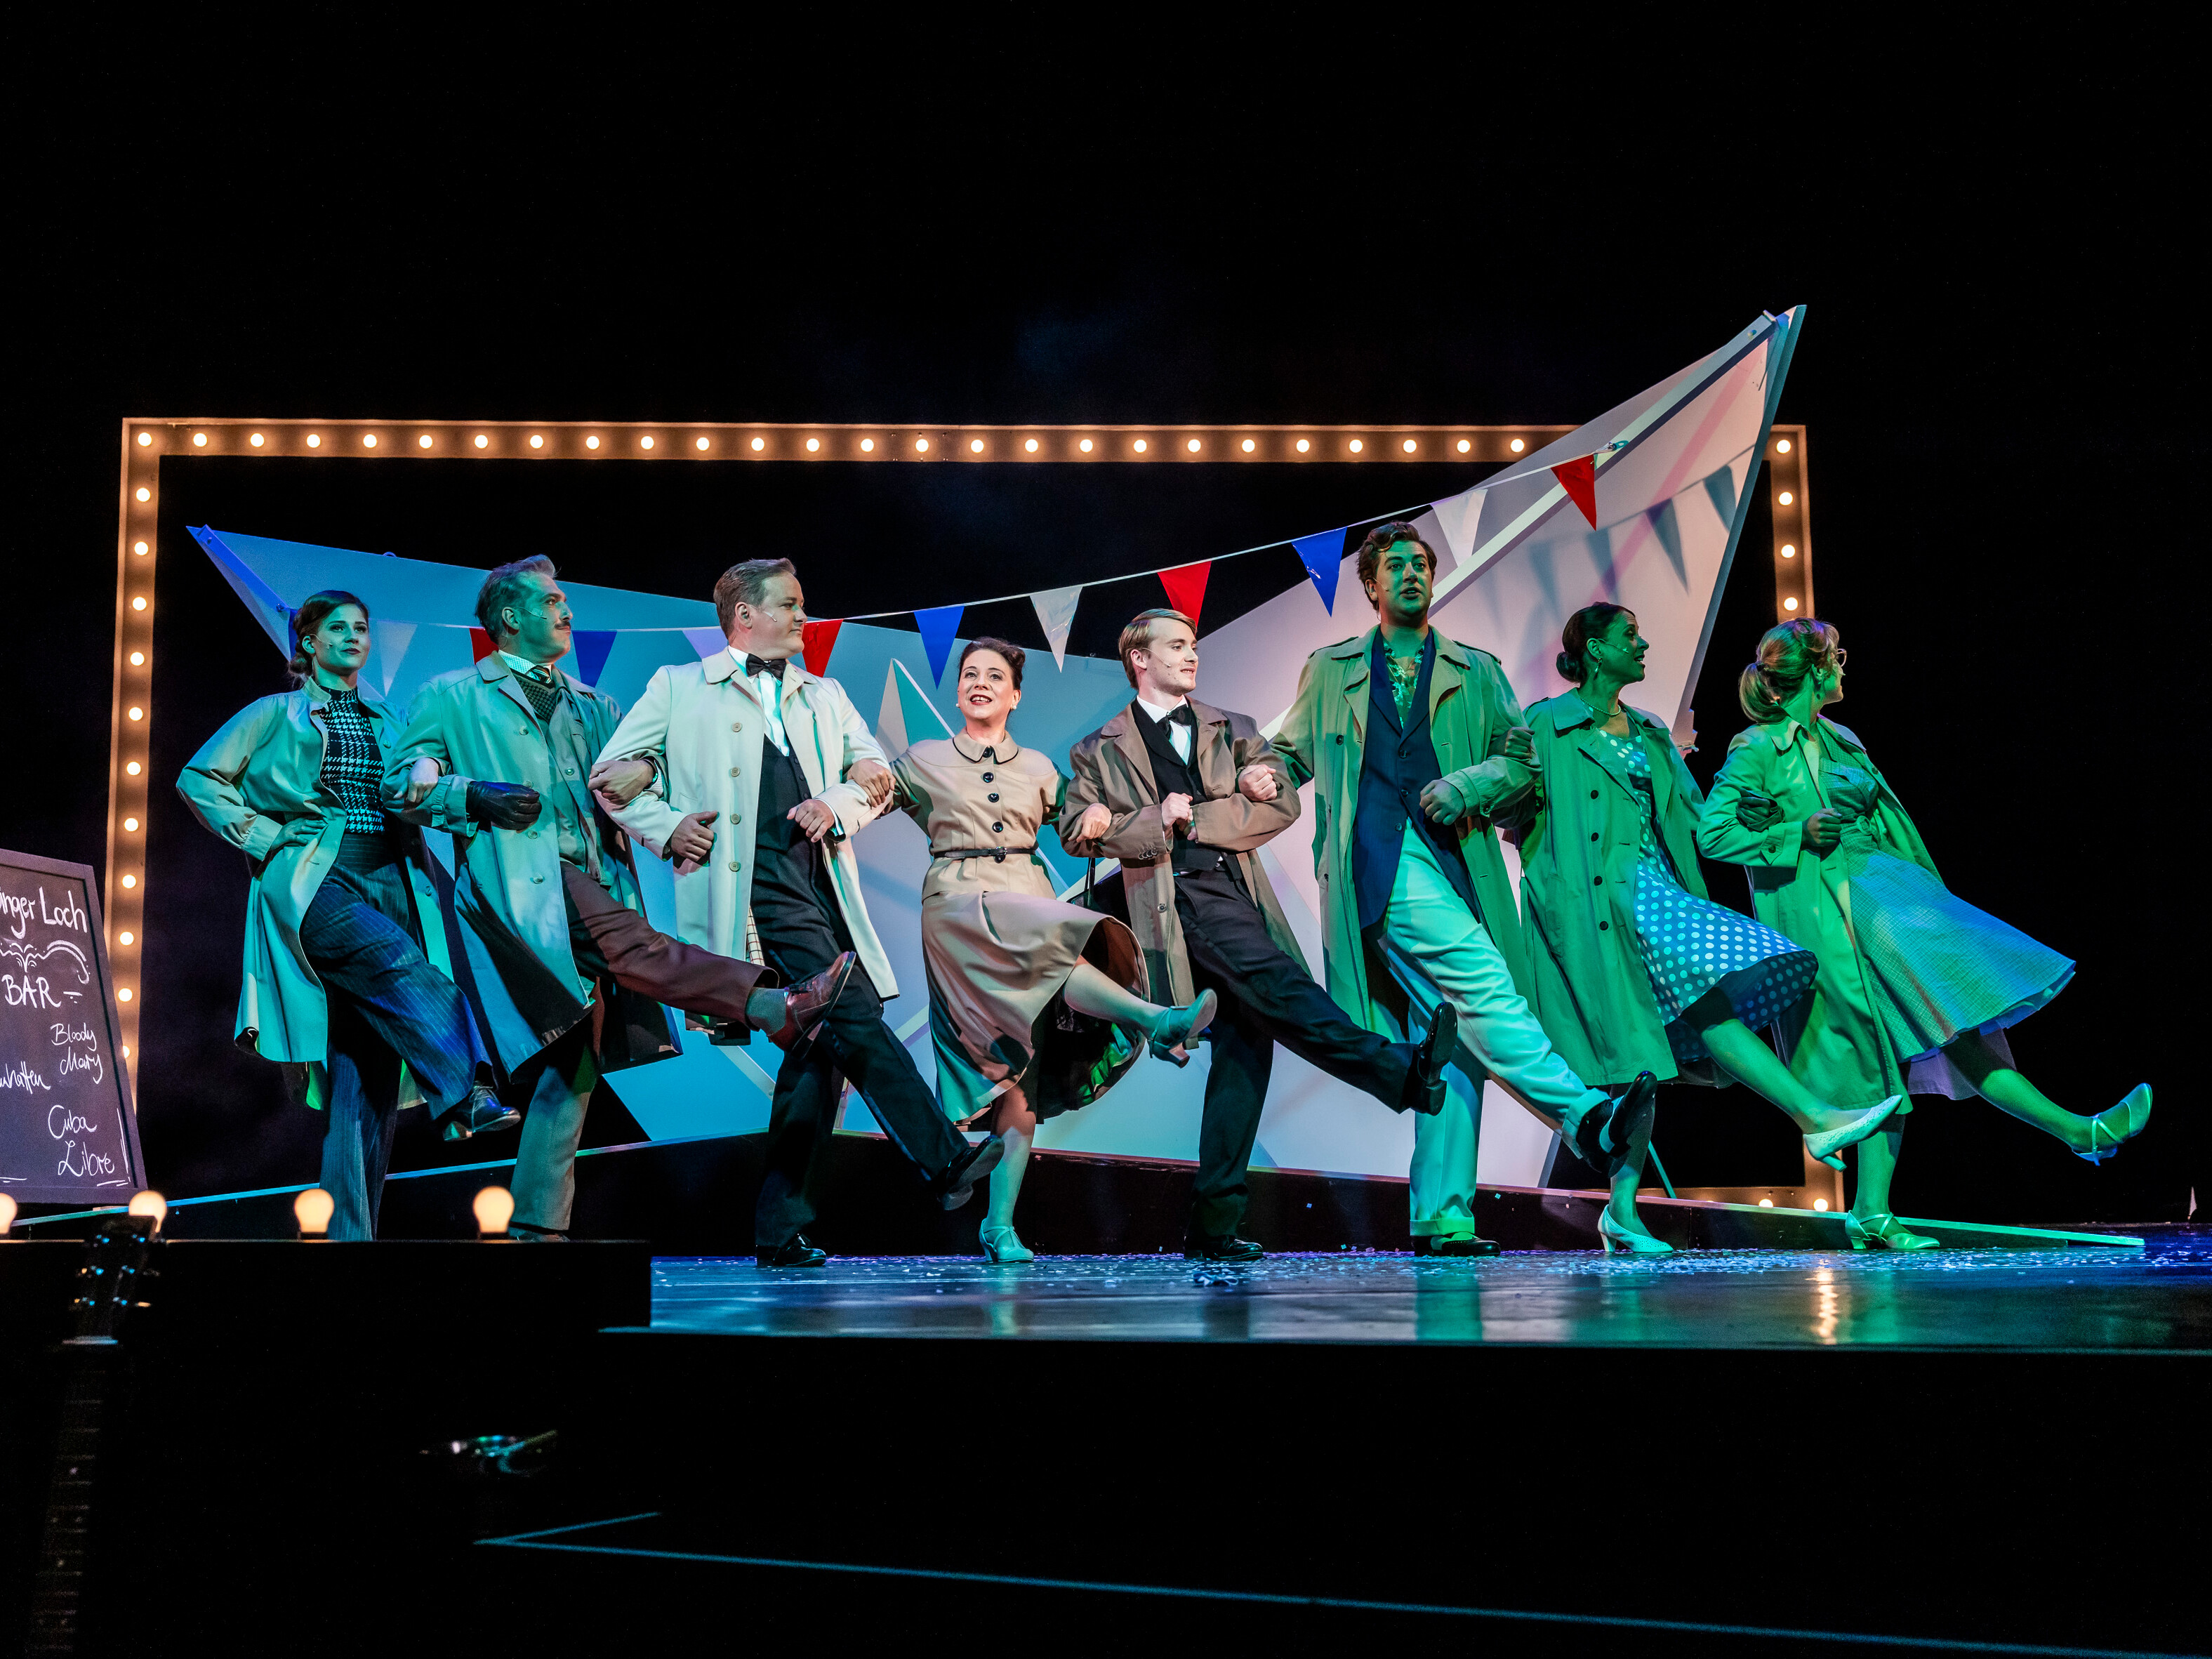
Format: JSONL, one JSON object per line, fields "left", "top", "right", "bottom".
{"left": 1108, "top": 706, "right": 1162, "bottom": 803}
{"left": 1191, "top": 701, "right": 1236, "bottom": 798}
{"left": 782, "top": 670, "right": 824, "bottom": 793}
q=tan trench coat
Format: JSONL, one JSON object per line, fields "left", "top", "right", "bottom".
{"left": 1060, "top": 699, "right": 1302, "bottom": 1006}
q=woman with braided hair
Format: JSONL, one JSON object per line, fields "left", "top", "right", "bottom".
{"left": 178, "top": 589, "right": 510, "bottom": 1240}
{"left": 1695, "top": 618, "right": 2150, "bottom": 1249}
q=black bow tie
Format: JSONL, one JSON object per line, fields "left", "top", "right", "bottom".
{"left": 745, "top": 655, "right": 787, "bottom": 681}
{"left": 1166, "top": 704, "right": 1196, "bottom": 727}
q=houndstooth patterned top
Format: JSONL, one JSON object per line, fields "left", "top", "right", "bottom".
{"left": 320, "top": 689, "right": 388, "bottom": 834}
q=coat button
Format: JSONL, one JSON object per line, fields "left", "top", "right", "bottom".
{"left": 729, "top": 860, "right": 741, "bottom": 871}
{"left": 987, "top": 793, "right": 999, "bottom": 802}
{"left": 527, "top": 829, "right": 538, "bottom": 838}
{"left": 1335, "top": 734, "right": 1344, "bottom": 745}
{"left": 1158, "top": 903, "right": 1168, "bottom": 913}
{"left": 1589, "top": 789, "right": 1599, "bottom": 799}
{"left": 982, "top": 772, "right": 994, "bottom": 782}
{"left": 531, "top": 874, "right": 544, "bottom": 884}
{"left": 730, "top": 767, "right": 741, "bottom": 776}
{"left": 1593, "top": 875, "right": 1603, "bottom": 886}
{"left": 732, "top": 722, "right": 743, "bottom": 732}
{"left": 1589, "top": 831, "right": 1598, "bottom": 841}
{"left": 992, "top": 821, "right": 1004, "bottom": 832}
{"left": 1598, "top": 920, "right": 1609, "bottom": 930}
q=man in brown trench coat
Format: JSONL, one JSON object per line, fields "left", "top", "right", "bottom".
{"left": 1063, "top": 608, "right": 1455, "bottom": 1261}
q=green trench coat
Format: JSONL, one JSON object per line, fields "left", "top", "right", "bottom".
{"left": 1693, "top": 714, "right": 1941, "bottom": 1110}
{"left": 1272, "top": 627, "right": 1535, "bottom": 1042}
{"left": 175, "top": 680, "right": 461, "bottom": 1106}
{"left": 1465, "top": 692, "right": 1721, "bottom": 1087}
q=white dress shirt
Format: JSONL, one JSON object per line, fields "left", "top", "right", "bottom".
{"left": 732, "top": 649, "right": 793, "bottom": 755}
{"left": 1135, "top": 692, "right": 1193, "bottom": 762}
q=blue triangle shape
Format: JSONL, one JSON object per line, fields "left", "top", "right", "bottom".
{"left": 1290, "top": 529, "right": 1344, "bottom": 614}
{"left": 569, "top": 630, "right": 618, "bottom": 687}
{"left": 914, "top": 604, "right": 964, "bottom": 683}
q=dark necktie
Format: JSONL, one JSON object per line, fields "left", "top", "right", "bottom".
{"left": 1167, "top": 704, "right": 1196, "bottom": 729}
{"left": 746, "top": 655, "right": 786, "bottom": 681}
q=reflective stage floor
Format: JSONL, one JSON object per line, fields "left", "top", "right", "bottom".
{"left": 643, "top": 1231, "right": 2212, "bottom": 1349}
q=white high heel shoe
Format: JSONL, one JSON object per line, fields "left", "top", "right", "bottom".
{"left": 1597, "top": 1209, "right": 1674, "bottom": 1257}
{"left": 2077, "top": 1083, "right": 2153, "bottom": 1165}
{"left": 1803, "top": 1095, "right": 1904, "bottom": 1170}
{"left": 979, "top": 1224, "right": 1035, "bottom": 1264}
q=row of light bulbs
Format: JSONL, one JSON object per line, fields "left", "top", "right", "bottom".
{"left": 138, "top": 428, "right": 1532, "bottom": 458}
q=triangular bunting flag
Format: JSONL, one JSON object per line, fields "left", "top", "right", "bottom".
{"left": 1645, "top": 500, "right": 1686, "bottom": 582}
{"left": 877, "top": 663, "right": 909, "bottom": 755}
{"left": 469, "top": 628, "right": 498, "bottom": 663}
{"left": 914, "top": 604, "right": 963, "bottom": 682}
{"left": 682, "top": 626, "right": 729, "bottom": 662}
{"left": 1429, "top": 489, "right": 1486, "bottom": 570}
{"left": 1029, "top": 584, "right": 1082, "bottom": 669}
{"left": 190, "top": 526, "right": 297, "bottom": 656}
{"left": 1551, "top": 455, "right": 1599, "bottom": 527}
{"left": 801, "top": 619, "right": 842, "bottom": 679}
{"left": 369, "top": 619, "right": 416, "bottom": 697}
{"left": 570, "top": 630, "right": 618, "bottom": 687}
{"left": 1290, "top": 531, "right": 1343, "bottom": 614}
{"left": 1158, "top": 562, "right": 1211, "bottom": 627}
{"left": 894, "top": 659, "right": 955, "bottom": 741}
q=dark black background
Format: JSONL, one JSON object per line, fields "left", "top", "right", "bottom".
{"left": 6, "top": 14, "right": 2195, "bottom": 1222}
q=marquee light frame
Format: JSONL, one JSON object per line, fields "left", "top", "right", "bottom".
{"left": 106, "top": 417, "right": 1810, "bottom": 1071}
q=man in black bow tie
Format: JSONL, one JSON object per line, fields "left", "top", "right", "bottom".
{"left": 1062, "top": 608, "right": 1457, "bottom": 1262}
{"left": 593, "top": 558, "right": 1002, "bottom": 1266}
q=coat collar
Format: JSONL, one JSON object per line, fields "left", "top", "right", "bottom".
{"left": 1097, "top": 696, "right": 1228, "bottom": 739}
{"left": 299, "top": 676, "right": 390, "bottom": 718}
{"left": 1756, "top": 711, "right": 1862, "bottom": 753}
{"left": 1544, "top": 689, "right": 1665, "bottom": 736}
{"left": 706, "top": 645, "right": 821, "bottom": 694}
{"left": 951, "top": 732, "right": 1022, "bottom": 764}
{"left": 1329, "top": 625, "right": 1474, "bottom": 674}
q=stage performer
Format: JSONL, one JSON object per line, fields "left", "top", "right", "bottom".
{"left": 1061, "top": 607, "right": 1456, "bottom": 1263}
{"left": 1273, "top": 524, "right": 1653, "bottom": 1255}
{"left": 1450, "top": 603, "right": 1902, "bottom": 1256}
{"left": 386, "top": 557, "right": 837, "bottom": 1243}
{"left": 880, "top": 637, "right": 1217, "bottom": 1263}
{"left": 178, "top": 590, "right": 510, "bottom": 1241}
{"left": 588, "top": 558, "right": 1003, "bottom": 1268}
{"left": 1693, "top": 618, "right": 2152, "bottom": 1248}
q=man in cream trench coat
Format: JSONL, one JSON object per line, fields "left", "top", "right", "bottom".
{"left": 594, "top": 557, "right": 999, "bottom": 1267}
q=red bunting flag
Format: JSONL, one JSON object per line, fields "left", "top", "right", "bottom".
{"left": 802, "top": 619, "right": 843, "bottom": 678}
{"left": 1551, "top": 455, "right": 1599, "bottom": 528}
{"left": 1158, "top": 561, "right": 1212, "bottom": 628}
{"left": 468, "top": 627, "right": 498, "bottom": 663}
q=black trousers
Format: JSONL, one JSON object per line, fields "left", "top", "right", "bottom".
{"left": 1174, "top": 870, "right": 1417, "bottom": 1240}
{"left": 750, "top": 878, "right": 968, "bottom": 1249}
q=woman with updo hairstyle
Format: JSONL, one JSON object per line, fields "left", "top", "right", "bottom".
{"left": 178, "top": 589, "right": 507, "bottom": 1240}
{"left": 1450, "top": 602, "right": 1899, "bottom": 1254}
{"left": 880, "top": 635, "right": 1216, "bottom": 1262}
{"left": 1696, "top": 618, "right": 2150, "bottom": 1248}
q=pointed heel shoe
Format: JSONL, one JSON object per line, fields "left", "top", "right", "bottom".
{"left": 1845, "top": 1210, "right": 1938, "bottom": 1251}
{"left": 980, "top": 1224, "right": 1035, "bottom": 1264}
{"left": 1803, "top": 1095, "right": 1904, "bottom": 1170}
{"left": 1598, "top": 1209, "right": 1674, "bottom": 1257}
{"left": 1146, "top": 989, "right": 1219, "bottom": 1067}
{"left": 2077, "top": 1083, "right": 2153, "bottom": 1165}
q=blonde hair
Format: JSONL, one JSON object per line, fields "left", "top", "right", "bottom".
{"left": 1118, "top": 608, "right": 1196, "bottom": 689}
{"left": 1740, "top": 618, "right": 1842, "bottom": 724}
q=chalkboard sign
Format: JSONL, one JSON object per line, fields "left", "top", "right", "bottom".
{"left": 0, "top": 849, "right": 145, "bottom": 1202}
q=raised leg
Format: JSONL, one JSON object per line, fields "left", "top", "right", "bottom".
{"left": 1688, "top": 998, "right": 1861, "bottom": 1133}
{"left": 1945, "top": 1029, "right": 2099, "bottom": 1150}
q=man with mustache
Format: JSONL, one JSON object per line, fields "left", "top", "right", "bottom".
{"left": 1273, "top": 522, "right": 1655, "bottom": 1254}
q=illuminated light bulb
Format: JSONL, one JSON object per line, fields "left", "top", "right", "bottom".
{"left": 1759, "top": 1197, "right": 1775, "bottom": 1208}
{"left": 1024, "top": 437, "right": 1039, "bottom": 453}
{"left": 418, "top": 434, "right": 434, "bottom": 449}
{"left": 1777, "top": 490, "right": 1794, "bottom": 505}
{"left": 970, "top": 438, "right": 985, "bottom": 454}
{"left": 118, "top": 930, "right": 133, "bottom": 946}
{"left": 860, "top": 437, "right": 876, "bottom": 452}
{"left": 806, "top": 437, "right": 821, "bottom": 452}
{"left": 1403, "top": 438, "right": 1417, "bottom": 453}
{"left": 915, "top": 437, "right": 929, "bottom": 451}
{"left": 132, "top": 596, "right": 147, "bottom": 611}
{"left": 1814, "top": 1198, "right": 1830, "bottom": 1212}
{"left": 1132, "top": 439, "right": 1148, "bottom": 454}
{"left": 121, "top": 875, "right": 136, "bottom": 889}
{"left": 193, "top": 432, "right": 207, "bottom": 447}
{"left": 128, "top": 706, "right": 143, "bottom": 721}
{"left": 128, "top": 1189, "right": 166, "bottom": 1231}
{"left": 585, "top": 435, "right": 601, "bottom": 450}
{"left": 307, "top": 433, "right": 322, "bottom": 448}
{"left": 475, "top": 434, "right": 489, "bottom": 449}
{"left": 250, "top": 432, "right": 265, "bottom": 448}
{"left": 1349, "top": 439, "right": 1364, "bottom": 454}
{"left": 751, "top": 436, "right": 766, "bottom": 451}
{"left": 1780, "top": 544, "right": 1796, "bottom": 558}
{"left": 293, "top": 1187, "right": 336, "bottom": 1237}
{"left": 1295, "top": 438, "right": 1310, "bottom": 454}
{"left": 529, "top": 434, "right": 544, "bottom": 449}
{"left": 1776, "top": 438, "right": 1792, "bottom": 454}
{"left": 126, "top": 762, "right": 141, "bottom": 776}
{"left": 472, "top": 1186, "right": 516, "bottom": 1237}
{"left": 118, "top": 987, "right": 132, "bottom": 1000}
{"left": 1457, "top": 438, "right": 1471, "bottom": 453}
{"left": 640, "top": 435, "right": 656, "bottom": 450}
{"left": 136, "top": 432, "right": 152, "bottom": 447}
{"left": 124, "top": 818, "right": 138, "bottom": 832}
{"left": 1509, "top": 437, "right": 1525, "bottom": 454}
{"left": 1241, "top": 438, "right": 1255, "bottom": 453}
{"left": 1783, "top": 597, "right": 1800, "bottom": 612}
{"left": 1078, "top": 438, "right": 1093, "bottom": 453}
{"left": 133, "top": 541, "right": 147, "bottom": 555}
{"left": 362, "top": 434, "right": 378, "bottom": 448}
{"left": 0, "top": 1193, "right": 15, "bottom": 1234}
{"left": 135, "top": 487, "right": 151, "bottom": 502}
{"left": 129, "top": 651, "right": 144, "bottom": 665}
{"left": 1186, "top": 437, "right": 1201, "bottom": 453}
{"left": 121, "top": 1045, "right": 129, "bottom": 1059}
{"left": 696, "top": 437, "right": 710, "bottom": 451}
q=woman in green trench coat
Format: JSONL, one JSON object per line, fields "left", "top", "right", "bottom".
{"left": 1695, "top": 619, "right": 2152, "bottom": 1249}
{"left": 1457, "top": 604, "right": 1901, "bottom": 1253}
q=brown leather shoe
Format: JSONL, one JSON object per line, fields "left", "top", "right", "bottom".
{"left": 768, "top": 951, "right": 856, "bottom": 1050}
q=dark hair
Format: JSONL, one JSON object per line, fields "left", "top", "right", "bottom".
{"left": 1118, "top": 608, "right": 1196, "bottom": 689}
{"left": 286, "top": 590, "right": 370, "bottom": 687}
{"left": 475, "top": 556, "right": 558, "bottom": 640}
{"left": 714, "top": 558, "right": 799, "bottom": 634}
{"left": 1740, "top": 619, "right": 1842, "bottom": 723}
{"left": 1354, "top": 522, "right": 1437, "bottom": 605}
{"left": 957, "top": 635, "right": 1025, "bottom": 690}
{"left": 1557, "top": 602, "right": 1633, "bottom": 685}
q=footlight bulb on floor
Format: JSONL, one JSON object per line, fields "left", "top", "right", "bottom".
{"left": 1814, "top": 1198, "right": 1829, "bottom": 1211}
{"left": 128, "top": 1190, "right": 168, "bottom": 1234}
{"left": 0, "top": 1194, "right": 16, "bottom": 1235}
{"left": 1759, "top": 1198, "right": 1775, "bottom": 1208}
{"left": 473, "top": 1187, "right": 515, "bottom": 1238}
{"left": 294, "top": 1187, "right": 335, "bottom": 1237}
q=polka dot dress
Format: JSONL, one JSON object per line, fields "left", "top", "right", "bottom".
{"left": 1599, "top": 731, "right": 1817, "bottom": 1060}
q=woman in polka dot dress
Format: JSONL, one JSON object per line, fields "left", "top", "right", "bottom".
{"left": 1447, "top": 603, "right": 1900, "bottom": 1254}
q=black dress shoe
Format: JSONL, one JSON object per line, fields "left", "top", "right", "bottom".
{"left": 439, "top": 1083, "right": 522, "bottom": 1143}
{"left": 757, "top": 1234, "right": 828, "bottom": 1269}
{"left": 1184, "top": 1234, "right": 1265, "bottom": 1263}
{"left": 1572, "top": 1071, "right": 1658, "bottom": 1175}
{"left": 1422, "top": 1232, "right": 1502, "bottom": 1257}
{"left": 1408, "top": 1003, "right": 1459, "bottom": 1115}
{"left": 936, "top": 1135, "right": 1005, "bottom": 1212}
{"left": 508, "top": 1223, "right": 569, "bottom": 1243}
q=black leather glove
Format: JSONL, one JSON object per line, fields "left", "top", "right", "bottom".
{"left": 465, "top": 781, "right": 543, "bottom": 830}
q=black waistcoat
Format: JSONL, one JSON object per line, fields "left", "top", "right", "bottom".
{"left": 1134, "top": 705, "right": 1242, "bottom": 880}
{"left": 1353, "top": 633, "right": 1475, "bottom": 928}
{"left": 748, "top": 734, "right": 831, "bottom": 919}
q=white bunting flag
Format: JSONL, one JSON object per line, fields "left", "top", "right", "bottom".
{"left": 1029, "top": 583, "right": 1083, "bottom": 669}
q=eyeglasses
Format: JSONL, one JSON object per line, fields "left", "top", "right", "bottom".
{"left": 1832, "top": 649, "right": 1848, "bottom": 668}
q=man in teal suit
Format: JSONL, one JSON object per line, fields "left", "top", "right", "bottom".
{"left": 386, "top": 557, "right": 850, "bottom": 1238}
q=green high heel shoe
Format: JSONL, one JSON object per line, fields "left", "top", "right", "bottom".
{"left": 979, "top": 1224, "right": 1035, "bottom": 1264}
{"left": 1146, "top": 989, "right": 1219, "bottom": 1068}
{"left": 2076, "top": 1083, "right": 2152, "bottom": 1165}
{"left": 1598, "top": 1208, "right": 1674, "bottom": 1257}
{"left": 1845, "top": 1210, "right": 1938, "bottom": 1251}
